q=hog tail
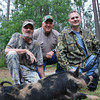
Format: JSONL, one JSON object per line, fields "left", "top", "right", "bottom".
{"left": 0, "top": 81, "right": 12, "bottom": 87}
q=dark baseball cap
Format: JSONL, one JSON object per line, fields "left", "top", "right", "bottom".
{"left": 43, "top": 15, "right": 53, "bottom": 23}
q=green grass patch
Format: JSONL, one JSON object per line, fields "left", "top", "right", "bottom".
{"left": 0, "top": 77, "right": 13, "bottom": 83}
{"left": 46, "top": 64, "right": 56, "bottom": 71}
{"left": 0, "top": 67, "right": 8, "bottom": 70}
{"left": 0, "top": 77, "right": 14, "bottom": 86}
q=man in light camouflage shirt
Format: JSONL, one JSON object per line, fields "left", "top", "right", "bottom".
{"left": 5, "top": 19, "right": 45, "bottom": 85}
{"left": 57, "top": 10, "right": 100, "bottom": 91}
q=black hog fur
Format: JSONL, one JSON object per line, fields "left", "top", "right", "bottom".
{"left": 0, "top": 67, "right": 91, "bottom": 100}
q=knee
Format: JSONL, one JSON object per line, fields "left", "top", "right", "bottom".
{"left": 95, "top": 64, "right": 100, "bottom": 76}
{"left": 6, "top": 51, "right": 18, "bottom": 59}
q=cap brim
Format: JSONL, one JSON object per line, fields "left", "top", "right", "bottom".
{"left": 44, "top": 18, "right": 53, "bottom": 22}
{"left": 23, "top": 22, "right": 34, "bottom": 28}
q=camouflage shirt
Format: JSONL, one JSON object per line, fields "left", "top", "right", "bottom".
{"left": 6, "top": 33, "right": 43, "bottom": 69}
{"left": 56, "top": 28, "right": 100, "bottom": 70}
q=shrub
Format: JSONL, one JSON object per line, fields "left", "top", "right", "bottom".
{"left": 0, "top": 54, "right": 6, "bottom": 68}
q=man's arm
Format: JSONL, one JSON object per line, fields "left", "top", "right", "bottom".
{"left": 56, "top": 33, "right": 70, "bottom": 70}
{"left": 5, "top": 48, "right": 36, "bottom": 63}
{"left": 5, "top": 48, "right": 28, "bottom": 55}
{"left": 46, "top": 30, "right": 59, "bottom": 59}
{"left": 89, "top": 31, "right": 100, "bottom": 51}
{"left": 37, "top": 65, "right": 45, "bottom": 78}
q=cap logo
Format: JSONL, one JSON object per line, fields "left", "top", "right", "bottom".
{"left": 47, "top": 15, "right": 53, "bottom": 19}
{"left": 43, "top": 15, "right": 53, "bottom": 22}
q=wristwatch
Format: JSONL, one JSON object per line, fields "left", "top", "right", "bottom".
{"left": 52, "top": 49, "right": 56, "bottom": 54}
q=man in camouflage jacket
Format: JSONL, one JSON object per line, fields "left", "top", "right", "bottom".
{"left": 57, "top": 10, "right": 100, "bottom": 91}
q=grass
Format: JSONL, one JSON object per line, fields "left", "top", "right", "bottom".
{"left": 0, "top": 78, "right": 14, "bottom": 85}
{"left": 0, "top": 66, "right": 100, "bottom": 99}
{"left": 80, "top": 81, "right": 100, "bottom": 99}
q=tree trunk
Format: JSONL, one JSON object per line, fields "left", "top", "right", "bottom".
{"left": 97, "top": 0, "right": 100, "bottom": 20}
{"left": 7, "top": 0, "right": 10, "bottom": 21}
{"left": 92, "top": 0, "right": 100, "bottom": 40}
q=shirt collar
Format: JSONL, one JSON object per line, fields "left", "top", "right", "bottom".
{"left": 68, "top": 28, "right": 82, "bottom": 35}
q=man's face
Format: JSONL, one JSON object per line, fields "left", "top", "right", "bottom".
{"left": 68, "top": 12, "right": 81, "bottom": 27}
{"left": 42, "top": 20, "right": 53, "bottom": 33}
{"left": 22, "top": 24, "right": 34, "bottom": 38}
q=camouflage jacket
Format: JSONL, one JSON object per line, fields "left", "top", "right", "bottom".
{"left": 6, "top": 33, "right": 43, "bottom": 69}
{"left": 56, "top": 28, "right": 100, "bottom": 70}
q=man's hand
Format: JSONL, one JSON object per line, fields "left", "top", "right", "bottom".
{"left": 46, "top": 51, "right": 54, "bottom": 58}
{"left": 88, "top": 76, "right": 93, "bottom": 81}
{"left": 25, "top": 49, "right": 36, "bottom": 63}
{"left": 69, "top": 68, "right": 76, "bottom": 72}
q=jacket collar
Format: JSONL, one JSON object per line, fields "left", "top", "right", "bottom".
{"left": 68, "top": 28, "right": 82, "bottom": 35}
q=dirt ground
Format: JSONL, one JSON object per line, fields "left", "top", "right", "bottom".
{"left": 0, "top": 70, "right": 11, "bottom": 78}
{"left": 0, "top": 67, "right": 56, "bottom": 78}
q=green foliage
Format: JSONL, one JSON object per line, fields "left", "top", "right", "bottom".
{"left": 0, "top": 54, "right": 6, "bottom": 67}
{"left": 50, "top": 0, "right": 71, "bottom": 30}
{"left": 13, "top": 0, "right": 51, "bottom": 28}
{"left": 74, "top": 0, "right": 82, "bottom": 6}
{"left": 0, "top": 0, "right": 72, "bottom": 51}
{"left": 0, "top": 20, "right": 22, "bottom": 48}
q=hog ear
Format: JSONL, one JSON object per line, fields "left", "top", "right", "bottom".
{"left": 74, "top": 66, "right": 80, "bottom": 77}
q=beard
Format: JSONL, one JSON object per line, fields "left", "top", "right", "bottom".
{"left": 22, "top": 31, "right": 33, "bottom": 39}
{"left": 23, "top": 34, "right": 33, "bottom": 39}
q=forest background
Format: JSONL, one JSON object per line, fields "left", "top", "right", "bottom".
{"left": 0, "top": 0, "right": 100, "bottom": 67}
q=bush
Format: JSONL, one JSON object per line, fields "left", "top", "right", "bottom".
{"left": 0, "top": 54, "right": 6, "bottom": 68}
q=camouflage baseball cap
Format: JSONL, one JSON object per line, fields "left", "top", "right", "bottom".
{"left": 43, "top": 15, "right": 53, "bottom": 22}
{"left": 22, "top": 20, "right": 34, "bottom": 28}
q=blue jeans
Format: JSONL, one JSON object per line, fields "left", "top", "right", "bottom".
{"left": 71, "top": 55, "right": 99, "bottom": 76}
{"left": 35, "top": 53, "right": 62, "bottom": 77}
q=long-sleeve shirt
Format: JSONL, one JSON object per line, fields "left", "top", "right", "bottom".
{"left": 56, "top": 28, "right": 100, "bottom": 70}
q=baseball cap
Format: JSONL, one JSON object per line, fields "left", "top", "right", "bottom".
{"left": 22, "top": 20, "right": 34, "bottom": 28}
{"left": 43, "top": 15, "right": 53, "bottom": 22}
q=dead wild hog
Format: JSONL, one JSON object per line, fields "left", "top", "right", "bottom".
{"left": 0, "top": 67, "right": 99, "bottom": 100}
